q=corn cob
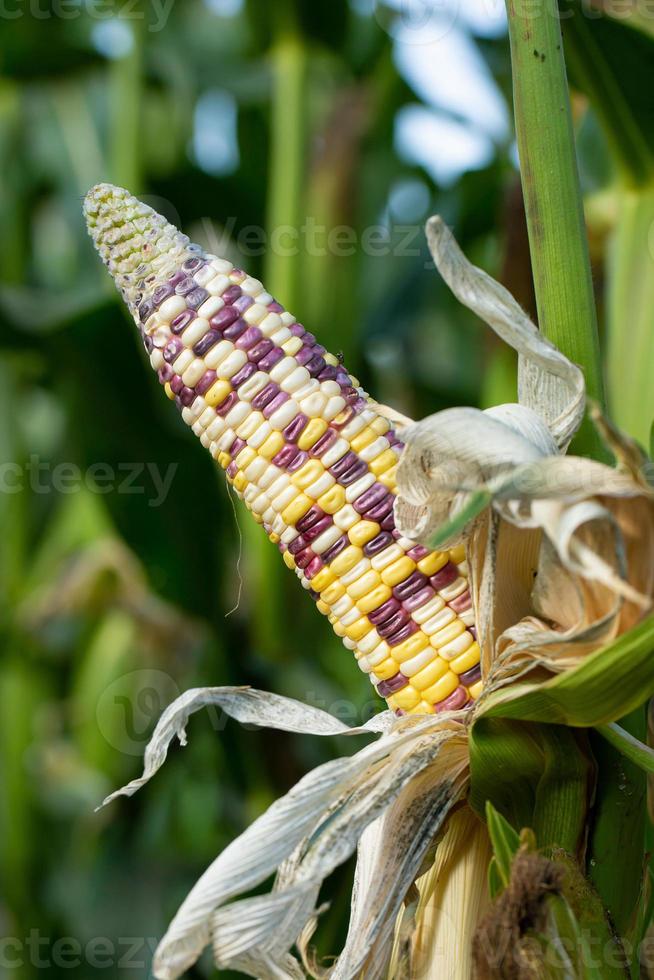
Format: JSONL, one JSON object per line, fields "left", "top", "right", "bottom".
{"left": 83, "top": 184, "right": 481, "bottom": 714}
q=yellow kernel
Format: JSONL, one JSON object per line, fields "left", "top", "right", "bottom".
{"left": 164, "top": 382, "right": 175, "bottom": 401}
{"left": 298, "top": 418, "right": 328, "bottom": 450}
{"left": 345, "top": 616, "right": 372, "bottom": 642}
{"left": 329, "top": 545, "right": 363, "bottom": 577}
{"left": 292, "top": 459, "right": 324, "bottom": 490}
{"left": 377, "top": 468, "right": 397, "bottom": 490}
{"left": 417, "top": 552, "right": 448, "bottom": 576}
{"left": 381, "top": 556, "right": 416, "bottom": 588}
{"left": 449, "top": 545, "right": 466, "bottom": 565}
{"left": 217, "top": 451, "right": 231, "bottom": 469}
{"left": 259, "top": 431, "right": 285, "bottom": 460}
{"left": 233, "top": 473, "right": 248, "bottom": 493}
{"left": 281, "top": 493, "right": 312, "bottom": 525}
{"left": 370, "top": 416, "right": 391, "bottom": 435}
{"left": 469, "top": 680, "right": 483, "bottom": 699}
{"left": 449, "top": 639, "right": 479, "bottom": 674}
{"left": 316, "top": 599, "right": 330, "bottom": 616}
{"left": 348, "top": 520, "right": 381, "bottom": 549}
{"left": 235, "top": 446, "right": 257, "bottom": 469}
{"left": 407, "top": 700, "right": 434, "bottom": 715}
{"left": 392, "top": 633, "right": 430, "bottom": 664}
{"left": 350, "top": 427, "right": 377, "bottom": 452}
{"left": 283, "top": 551, "right": 296, "bottom": 570}
{"left": 204, "top": 379, "right": 232, "bottom": 407}
{"left": 411, "top": 656, "right": 449, "bottom": 692}
{"left": 369, "top": 449, "right": 398, "bottom": 476}
{"left": 311, "top": 567, "right": 336, "bottom": 593}
{"left": 322, "top": 581, "right": 345, "bottom": 604}
{"left": 318, "top": 484, "right": 346, "bottom": 515}
{"left": 332, "top": 620, "right": 347, "bottom": 638}
{"left": 421, "top": 671, "right": 459, "bottom": 706}
{"left": 347, "top": 570, "right": 382, "bottom": 601}
{"left": 430, "top": 620, "right": 466, "bottom": 651}
{"left": 387, "top": 686, "right": 421, "bottom": 711}
{"left": 372, "top": 657, "right": 400, "bottom": 681}
{"left": 282, "top": 336, "right": 303, "bottom": 356}
{"left": 357, "top": 584, "right": 393, "bottom": 615}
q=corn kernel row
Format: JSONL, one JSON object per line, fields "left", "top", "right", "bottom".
{"left": 84, "top": 184, "right": 482, "bottom": 713}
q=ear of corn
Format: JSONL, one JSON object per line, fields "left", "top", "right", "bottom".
{"left": 83, "top": 184, "right": 481, "bottom": 714}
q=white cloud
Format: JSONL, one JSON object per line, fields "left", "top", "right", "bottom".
{"left": 395, "top": 103, "right": 494, "bottom": 185}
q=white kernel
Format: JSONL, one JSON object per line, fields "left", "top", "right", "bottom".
{"left": 197, "top": 296, "right": 225, "bottom": 320}
{"left": 323, "top": 396, "right": 347, "bottom": 422}
{"left": 205, "top": 339, "right": 234, "bottom": 370}
{"left": 225, "top": 402, "right": 252, "bottom": 428}
{"left": 343, "top": 637, "right": 357, "bottom": 650}
{"left": 243, "top": 483, "right": 260, "bottom": 505}
{"left": 200, "top": 432, "right": 211, "bottom": 449}
{"left": 441, "top": 631, "right": 474, "bottom": 660}
{"left": 241, "top": 276, "right": 264, "bottom": 297}
{"left": 359, "top": 437, "right": 389, "bottom": 463}
{"left": 199, "top": 406, "right": 216, "bottom": 427}
{"left": 305, "top": 472, "right": 335, "bottom": 499}
{"left": 267, "top": 474, "right": 291, "bottom": 497}
{"left": 238, "top": 372, "right": 269, "bottom": 401}
{"left": 172, "top": 349, "right": 194, "bottom": 375}
{"left": 270, "top": 327, "right": 292, "bottom": 346}
{"left": 194, "top": 265, "right": 217, "bottom": 287}
{"left": 262, "top": 507, "right": 277, "bottom": 525}
{"left": 340, "top": 606, "right": 362, "bottom": 627}
{"left": 271, "top": 514, "right": 286, "bottom": 536}
{"left": 370, "top": 544, "right": 404, "bottom": 571}
{"left": 460, "top": 610, "right": 475, "bottom": 626}
{"left": 206, "top": 274, "right": 231, "bottom": 296}
{"left": 340, "top": 413, "right": 369, "bottom": 438}
{"left": 259, "top": 464, "right": 281, "bottom": 490}
{"left": 211, "top": 258, "right": 233, "bottom": 275}
{"left": 158, "top": 296, "right": 187, "bottom": 322}
{"left": 281, "top": 366, "right": 310, "bottom": 395}
{"left": 182, "top": 358, "right": 207, "bottom": 388}
{"left": 274, "top": 485, "right": 300, "bottom": 511}
{"left": 295, "top": 379, "right": 320, "bottom": 400}
{"left": 258, "top": 292, "right": 274, "bottom": 306}
{"left": 282, "top": 336, "right": 303, "bottom": 356}
{"left": 280, "top": 312, "right": 296, "bottom": 326}
{"left": 244, "top": 303, "right": 267, "bottom": 325}
{"left": 411, "top": 596, "right": 445, "bottom": 624}
{"left": 149, "top": 349, "right": 164, "bottom": 370}
{"left": 220, "top": 349, "right": 248, "bottom": 378}
{"left": 181, "top": 317, "right": 211, "bottom": 347}
{"left": 251, "top": 492, "right": 269, "bottom": 515}
{"left": 345, "top": 473, "right": 375, "bottom": 503}
{"left": 259, "top": 313, "right": 283, "bottom": 337}
{"left": 280, "top": 524, "right": 299, "bottom": 545}
{"left": 248, "top": 420, "right": 272, "bottom": 449}
{"left": 237, "top": 411, "right": 265, "bottom": 440}
{"left": 358, "top": 632, "right": 387, "bottom": 658}
{"left": 270, "top": 356, "right": 297, "bottom": 383}
{"left": 321, "top": 437, "right": 349, "bottom": 467}
{"left": 312, "top": 524, "right": 343, "bottom": 555}
{"left": 214, "top": 427, "right": 236, "bottom": 453}
{"left": 333, "top": 503, "right": 359, "bottom": 530}
{"left": 299, "top": 392, "right": 327, "bottom": 417}
{"left": 341, "top": 557, "right": 371, "bottom": 587}
{"left": 331, "top": 594, "right": 355, "bottom": 618}
{"left": 320, "top": 380, "right": 341, "bottom": 397}
{"left": 268, "top": 400, "right": 300, "bottom": 430}
{"left": 401, "top": 647, "right": 438, "bottom": 677}
{"left": 422, "top": 608, "right": 456, "bottom": 637}
{"left": 439, "top": 577, "right": 467, "bottom": 601}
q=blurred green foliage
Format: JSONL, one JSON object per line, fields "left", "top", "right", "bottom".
{"left": 1, "top": 0, "right": 647, "bottom": 976}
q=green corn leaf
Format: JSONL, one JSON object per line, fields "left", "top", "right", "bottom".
{"left": 596, "top": 721, "right": 654, "bottom": 774}
{"left": 485, "top": 800, "right": 521, "bottom": 891}
{"left": 426, "top": 491, "right": 492, "bottom": 551}
{"left": 477, "top": 613, "right": 654, "bottom": 727}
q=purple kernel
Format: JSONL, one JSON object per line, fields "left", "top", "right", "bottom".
{"left": 236, "top": 327, "right": 262, "bottom": 350}
{"left": 171, "top": 309, "right": 196, "bottom": 335}
{"left": 377, "top": 672, "right": 409, "bottom": 698}
{"left": 139, "top": 300, "right": 153, "bottom": 323}
{"left": 318, "top": 365, "right": 338, "bottom": 382}
{"left": 272, "top": 444, "right": 300, "bottom": 469}
{"left": 251, "top": 382, "right": 279, "bottom": 411}
{"left": 303, "top": 516, "right": 333, "bottom": 543}
{"left": 330, "top": 451, "right": 358, "bottom": 479}
{"left": 211, "top": 307, "right": 240, "bottom": 330}
{"left": 216, "top": 392, "right": 238, "bottom": 416}
{"left": 193, "top": 330, "right": 221, "bottom": 357}
{"left": 306, "top": 556, "right": 324, "bottom": 579}
{"left": 377, "top": 610, "right": 411, "bottom": 639}
{"left": 380, "top": 511, "right": 396, "bottom": 532}
{"left": 363, "top": 532, "right": 394, "bottom": 558}
{"left": 167, "top": 270, "right": 186, "bottom": 287}
{"left": 233, "top": 295, "right": 253, "bottom": 314}
{"left": 306, "top": 355, "right": 326, "bottom": 376}
{"left": 430, "top": 562, "right": 458, "bottom": 591}
{"left": 258, "top": 348, "right": 284, "bottom": 372}
{"left": 470, "top": 626, "right": 478, "bottom": 641}
{"left": 368, "top": 597, "right": 402, "bottom": 626}
{"left": 158, "top": 364, "right": 174, "bottom": 383}
{"left": 435, "top": 686, "right": 469, "bottom": 713}
{"left": 364, "top": 497, "right": 395, "bottom": 523}
{"left": 458, "top": 665, "right": 481, "bottom": 687}
{"left": 308, "top": 588, "right": 320, "bottom": 601}
{"left": 249, "top": 339, "right": 274, "bottom": 362}
{"left": 226, "top": 462, "right": 238, "bottom": 479}
{"left": 339, "top": 460, "right": 369, "bottom": 487}
{"left": 407, "top": 545, "right": 430, "bottom": 561}
{"left": 195, "top": 370, "right": 217, "bottom": 396}
{"left": 263, "top": 392, "right": 289, "bottom": 419}
{"left": 404, "top": 585, "right": 436, "bottom": 613}
{"left": 164, "top": 339, "right": 184, "bottom": 363}
{"left": 289, "top": 535, "right": 309, "bottom": 556}
{"left": 295, "top": 547, "right": 314, "bottom": 570}
{"left": 392, "top": 571, "right": 429, "bottom": 602}
{"left": 296, "top": 506, "right": 324, "bottom": 533}
{"left": 322, "top": 535, "right": 348, "bottom": 564}
{"left": 295, "top": 346, "right": 314, "bottom": 367}
{"left": 386, "top": 620, "right": 419, "bottom": 647}
{"left": 268, "top": 301, "right": 284, "bottom": 314}
{"left": 223, "top": 318, "right": 247, "bottom": 341}
{"left": 222, "top": 285, "right": 242, "bottom": 305}
{"left": 283, "top": 414, "right": 308, "bottom": 443}
{"left": 175, "top": 276, "right": 196, "bottom": 296}
{"left": 180, "top": 386, "right": 196, "bottom": 407}
{"left": 303, "top": 331, "right": 316, "bottom": 345}
{"left": 290, "top": 323, "right": 305, "bottom": 337}
{"left": 182, "top": 257, "right": 203, "bottom": 272}
{"left": 353, "top": 483, "right": 389, "bottom": 515}
{"left": 152, "top": 284, "right": 174, "bottom": 307}
{"left": 187, "top": 287, "right": 209, "bottom": 309}
{"left": 231, "top": 362, "right": 257, "bottom": 388}
{"left": 287, "top": 450, "right": 309, "bottom": 473}
{"left": 310, "top": 429, "right": 337, "bottom": 457}
{"left": 230, "top": 437, "right": 246, "bottom": 457}
{"left": 449, "top": 589, "right": 472, "bottom": 613}
{"left": 331, "top": 407, "right": 354, "bottom": 429}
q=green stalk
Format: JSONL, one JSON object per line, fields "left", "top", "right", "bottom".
{"left": 505, "top": 0, "right": 605, "bottom": 457}
{"left": 242, "top": 4, "right": 308, "bottom": 664}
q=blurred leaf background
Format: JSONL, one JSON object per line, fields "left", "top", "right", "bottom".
{"left": 0, "top": 0, "right": 652, "bottom": 976}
